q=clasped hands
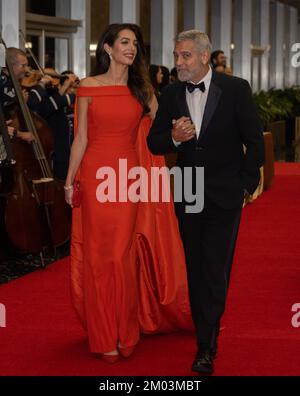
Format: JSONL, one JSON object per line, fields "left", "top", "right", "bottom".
{"left": 172, "top": 117, "right": 196, "bottom": 143}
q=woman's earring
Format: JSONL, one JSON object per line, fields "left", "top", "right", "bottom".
{"left": 108, "top": 52, "right": 112, "bottom": 60}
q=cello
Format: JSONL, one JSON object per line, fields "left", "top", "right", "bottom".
{"left": 0, "top": 102, "right": 16, "bottom": 170}
{"left": 0, "top": 100, "right": 16, "bottom": 194}
{"left": 0, "top": 102, "right": 16, "bottom": 259}
{"left": 1, "top": 36, "right": 71, "bottom": 257}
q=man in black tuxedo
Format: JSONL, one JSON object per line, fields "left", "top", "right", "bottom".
{"left": 147, "top": 30, "right": 264, "bottom": 375}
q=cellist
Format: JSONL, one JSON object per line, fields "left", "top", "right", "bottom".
{"left": 2, "top": 47, "right": 77, "bottom": 180}
{"left": 0, "top": 41, "right": 71, "bottom": 256}
{"left": 0, "top": 48, "right": 34, "bottom": 143}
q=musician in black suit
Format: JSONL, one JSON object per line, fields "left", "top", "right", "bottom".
{"left": 147, "top": 30, "right": 264, "bottom": 374}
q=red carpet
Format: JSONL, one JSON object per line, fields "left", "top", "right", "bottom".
{"left": 0, "top": 162, "right": 300, "bottom": 376}
{"left": 274, "top": 161, "right": 300, "bottom": 175}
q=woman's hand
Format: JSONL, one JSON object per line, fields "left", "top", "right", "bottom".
{"left": 64, "top": 185, "right": 74, "bottom": 208}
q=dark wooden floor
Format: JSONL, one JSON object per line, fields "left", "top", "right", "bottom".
{"left": 0, "top": 242, "right": 70, "bottom": 284}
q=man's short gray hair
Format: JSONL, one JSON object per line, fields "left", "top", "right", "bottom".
{"left": 175, "top": 30, "right": 212, "bottom": 54}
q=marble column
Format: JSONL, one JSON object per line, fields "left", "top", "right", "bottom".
{"left": 210, "top": 0, "right": 232, "bottom": 68}
{"left": 0, "top": 0, "right": 26, "bottom": 48}
{"left": 70, "top": 0, "right": 91, "bottom": 78}
{"left": 183, "top": 0, "right": 207, "bottom": 32}
{"left": 285, "top": 6, "right": 298, "bottom": 87}
{"left": 150, "top": 0, "right": 177, "bottom": 71}
{"left": 269, "top": 1, "right": 284, "bottom": 89}
{"left": 110, "top": 0, "right": 140, "bottom": 24}
{"left": 55, "top": 0, "right": 71, "bottom": 73}
{"left": 260, "top": 0, "right": 270, "bottom": 91}
{"left": 233, "top": 0, "right": 252, "bottom": 82}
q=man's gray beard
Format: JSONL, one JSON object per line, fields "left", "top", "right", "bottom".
{"left": 177, "top": 70, "right": 193, "bottom": 82}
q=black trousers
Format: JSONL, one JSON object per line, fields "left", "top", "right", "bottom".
{"left": 176, "top": 199, "right": 242, "bottom": 351}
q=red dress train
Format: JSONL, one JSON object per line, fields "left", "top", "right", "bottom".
{"left": 70, "top": 86, "right": 193, "bottom": 353}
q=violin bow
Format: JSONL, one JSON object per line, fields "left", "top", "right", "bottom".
{"left": 19, "top": 30, "right": 45, "bottom": 76}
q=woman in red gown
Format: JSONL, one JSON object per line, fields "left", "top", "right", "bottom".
{"left": 65, "top": 23, "right": 192, "bottom": 362}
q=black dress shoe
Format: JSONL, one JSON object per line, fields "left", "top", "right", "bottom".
{"left": 192, "top": 350, "right": 214, "bottom": 375}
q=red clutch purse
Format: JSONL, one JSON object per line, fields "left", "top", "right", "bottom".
{"left": 72, "top": 180, "right": 82, "bottom": 208}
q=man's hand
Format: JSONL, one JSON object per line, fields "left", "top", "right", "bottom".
{"left": 22, "top": 89, "right": 29, "bottom": 103}
{"left": 39, "top": 75, "right": 53, "bottom": 88}
{"left": 5, "top": 121, "right": 34, "bottom": 143}
{"left": 59, "top": 74, "right": 77, "bottom": 96}
{"left": 18, "top": 131, "right": 35, "bottom": 143}
{"left": 171, "top": 117, "right": 196, "bottom": 142}
{"left": 6, "top": 120, "right": 15, "bottom": 138}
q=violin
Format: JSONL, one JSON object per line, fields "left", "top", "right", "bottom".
{"left": 21, "top": 68, "right": 68, "bottom": 89}
{"left": 21, "top": 69, "right": 42, "bottom": 88}
{"left": 19, "top": 31, "right": 79, "bottom": 92}
{"left": 44, "top": 68, "right": 69, "bottom": 85}
{"left": 19, "top": 30, "right": 68, "bottom": 90}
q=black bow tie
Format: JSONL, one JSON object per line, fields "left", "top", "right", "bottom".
{"left": 186, "top": 81, "right": 206, "bottom": 93}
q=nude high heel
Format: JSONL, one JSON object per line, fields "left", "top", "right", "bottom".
{"left": 102, "top": 350, "right": 119, "bottom": 363}
{"left": 118, "top": 343, "right": 135, "bottom": 358}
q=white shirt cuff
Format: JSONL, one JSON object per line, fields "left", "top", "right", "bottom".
{"left": 172, "top": 138, "right": 181, "bottom": 147}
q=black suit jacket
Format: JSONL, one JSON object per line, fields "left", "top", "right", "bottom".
{"left": 147, "top": 71, "right": 265, "bottom": 210}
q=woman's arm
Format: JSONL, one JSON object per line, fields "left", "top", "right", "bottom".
{"left": 65, "top": 95, "right": 89, "bottom": 206}
{"left": 147, "top": 92, "right": 158, "bottom": 120}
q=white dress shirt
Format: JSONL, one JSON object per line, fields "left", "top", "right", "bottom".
{"left": 186, "top": 67, "right": 212, "bottom": 139}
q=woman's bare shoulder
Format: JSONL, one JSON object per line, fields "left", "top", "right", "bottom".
{"left": 80, "top": 76, "right": 101, "bottom": 87}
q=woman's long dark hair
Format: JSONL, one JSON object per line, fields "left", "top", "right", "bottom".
{"left": 93, "top": 23, "right": 152, "bottom": 114}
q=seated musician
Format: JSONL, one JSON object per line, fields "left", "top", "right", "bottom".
{"left": 0, "top": 48, "right": 35, "bottom": 143}
{"left": 1, "top": 47, "right": 78, "bottom": 180}
{"left": 25, "top": 69, "right": 78, "bottom": 180}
